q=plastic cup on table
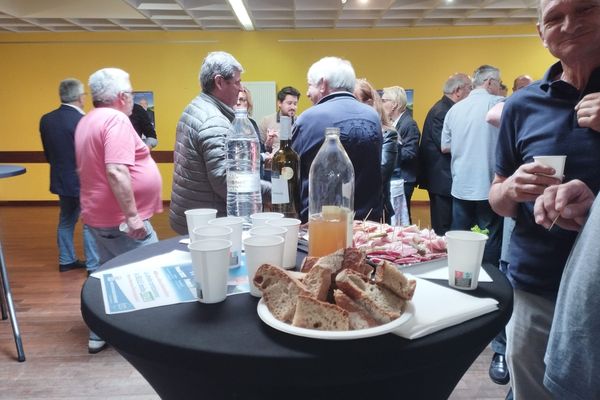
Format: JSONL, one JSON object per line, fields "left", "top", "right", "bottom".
{"left": 533, "top": 155, "right": 566, "bottom": 181}
{"left": 250, "top": 212, "right": 284, "bottom": 228}
{"left": 185, "top": 208, "right": 218, "bottom": 238}
{"left": 248, "top": 225, "right": 288, "bottom": 241}
{"left": 266, "top": 218, "right": 302, "bottom": 270}
{"left": 188, "top": 239, "right": 232, "bottom": 304}
{"left": 208, "top": 216, "right": 244, "bottom": 268}
{"left": 445, "top": 230, "right": 488, "bottom": 290}
{"left": 191, "top": 225, "right": 233, "bottom": 243}
{"left": 243, "top": 235, "right": 285, "bottom": 297}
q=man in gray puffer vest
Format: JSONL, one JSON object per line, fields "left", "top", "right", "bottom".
{"left": 170, "top": 51, "right": 244, "bottom": 234}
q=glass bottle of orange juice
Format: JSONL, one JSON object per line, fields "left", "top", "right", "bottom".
{"left": 308, "top": 128, "right": 355, "bottom": 257}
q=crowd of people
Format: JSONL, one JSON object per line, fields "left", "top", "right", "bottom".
{"left": 37, "top": 0, "right": 600, "bottom": 397}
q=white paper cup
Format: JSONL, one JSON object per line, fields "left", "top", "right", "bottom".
{"left": 208, "top": 216, "right": 244, "bottom": 268}
{"left": 250, "top": 212, "right": 284, "bottom": 228}
{"left": 533, "top": 155, "right": 566, "bottom": 181}
{"left": 266, "top": 218, "right": 301, "bottom": 269}
{"left": 243, "top": 235, "right": 285, "bottom": 297}
{"left": 185, "top": 208, "right": 217, "bottom": 237}
{"left": 445, "top": 231, "right": 488, "bottom": 290}
{"left": 191, "top": 225, "right": 232, "bottom": 243}
{"left": 188, "top": 239, "right": 232, "bottom": 304}
{"left": 248, "top": 225, "right": 287, "bottom": 240}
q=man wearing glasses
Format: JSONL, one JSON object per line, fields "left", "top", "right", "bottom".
{"left": 441, "top": 65, "right": 504, "bottom": 266}
{"left": 75, "top": 67, "right": 163, "bottom": 353}
{"left": 170, "top": 51, "right": 244, "bottom": 235}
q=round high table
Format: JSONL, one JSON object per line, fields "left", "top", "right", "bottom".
{"left": 0, "top": 164, "right": 27, "bottom": 362}
{"left": 81, "top": 236, "right": 513, "bottom": 400}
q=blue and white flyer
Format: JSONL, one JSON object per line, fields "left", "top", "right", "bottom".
{"left": 92, "top": 250, "right": 250, "bottom": 314}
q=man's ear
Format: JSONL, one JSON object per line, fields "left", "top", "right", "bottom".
{"left": 536, "top": 23, "right": 548, "bottom": 48}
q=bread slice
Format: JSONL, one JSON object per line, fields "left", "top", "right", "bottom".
{"left": 313, "top": 248, "right": 345, "bottom": 273}
{"left": 374, "top": 261, "right": 416, "bottom": 300}
{"left": 292, "top": 295, "right": 349, "bottom": 331}
{"left": 299, "top": 256, "right": 319, "bottom": 273}
{"left": 335, "top": 269, "right": 405, "bottom": 324}
{"left": 333, "top": 290, "right": 379, "bottom": 330}
{"left": 302, "top": 265, "right": 332, "bottom": 301}
{"left": 253, "top": 264, "right": 310, "bottom": 323}
{"left": 342, "top": 247, "right": 374, "bottom": 277}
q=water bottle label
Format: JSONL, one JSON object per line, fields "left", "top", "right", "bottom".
{"left": 271, "top": 176, "right": 290, "bottom": 204}
{"left": 227, "top": 172, "right": 260, "bottom": 192}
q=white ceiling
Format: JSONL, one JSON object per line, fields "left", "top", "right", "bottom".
{"left": 0, "top": 0, "right": 540, "bottom": 32}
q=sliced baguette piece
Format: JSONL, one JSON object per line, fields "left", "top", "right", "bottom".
{"left": 374, "top": 261, "right": 417, "bottom": 300}
{"left": 253, "top": 264, "right": 310, "bottom": 323}
{"left": 335, "top": 269, "right": 405, "bottom": 324}
{"left": 333, "top": 290, "right": 379, "bottom": 330}
{"left": 292, "top": 295, "right": 349, "bottom": 331}
{"left": 302, "top": 265, "right": 332, "bottom": 301}
{"left": 342, "top": 247, "right": 374, "bottom": 277}
{"left": 313, "top": 248, "right": 345, "bottom": 273}
{"left": 299, "top": 256, "right": 319, "bottom": 273}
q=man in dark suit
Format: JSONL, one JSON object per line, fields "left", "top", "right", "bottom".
{"left": 39, "top": 78, "right": 98, "bottom": 273}
{"left": 418, "top": 73, "right": 472, "bottom": 235}
{"left": 382, "top": 86, "right": 420, "bottom": 224}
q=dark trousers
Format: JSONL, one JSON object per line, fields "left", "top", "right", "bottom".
{"left": 404, "top": 182, "right": 415, "bottom": 224}
{"left": 428, "top": 193, "right": 453, "bottom": 236}
{"left": 451, "top": 197, "right": 503, "bottom": 267}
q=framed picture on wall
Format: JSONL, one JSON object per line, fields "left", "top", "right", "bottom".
{"left": 133, "top": 91, "right": 155, "bottom": 127}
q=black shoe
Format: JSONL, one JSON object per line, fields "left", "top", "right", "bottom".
{"left": 505, "top": 388, "right": 513, "bottom": 400}
{"left": 59, "top": 260, "right": 86, "bottom": 272}
{"left": 489, "top": 352, "right": 510, "bottom": 385}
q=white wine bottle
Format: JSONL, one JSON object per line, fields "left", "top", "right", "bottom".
{"left": 271, "top": 116, "right": 300, "bottom": 218}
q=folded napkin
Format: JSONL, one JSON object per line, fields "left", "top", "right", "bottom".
{"left": 394, "top": 277, "right": 498, "bottom": 340}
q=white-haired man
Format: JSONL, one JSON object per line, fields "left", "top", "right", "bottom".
{"left": 75, "top": 67, "right": 163, "bottom": 353}
{"left": 489, "top": 0, "right": 600, "bottom": 398}
{"left": 170, "top": 51, "right": 244, "bottom": 234}
{"left": 441, "top": 65, "right": 504, "bottom": 266}
{"left": 291, "top": 56, "right": 383, "bottom": 223}
{"left": 382, "top": 86, "right": 421, "bottom": 224}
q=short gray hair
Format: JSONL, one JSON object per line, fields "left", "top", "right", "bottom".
{"left": 382, "top": 86, "right": 408, "bottom": 109}
{"left": 472, "top": 65, "right": 500, "bottom": 87}
{"left": 199, "top": 51, "right": 244, "bottom": 94}
{"left": 307, "top": 57, "right": 356, "bottom": 92}
{"left": 88, "top": 68, "right": 131, "bottom": 105}
{"left": 59, "top": 78, "right": 84, "bottom": 103}
{"left": 443, "top": 73, "right": 471, "bottom": 95}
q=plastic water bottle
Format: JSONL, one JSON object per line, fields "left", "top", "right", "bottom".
{"left": 226, "top": 108, "right": 262, "bottom": 226}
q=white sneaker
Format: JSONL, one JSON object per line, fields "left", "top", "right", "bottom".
{"left": 88, "top": 339, "right": 107, "bottom": 354}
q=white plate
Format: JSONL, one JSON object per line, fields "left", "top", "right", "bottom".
{"left": 257, "top": 299, "right": 414, "bottom": 340}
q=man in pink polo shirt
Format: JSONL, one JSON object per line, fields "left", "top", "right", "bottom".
{"left": 75, "top": 67, "right": 162, "bottom": 353}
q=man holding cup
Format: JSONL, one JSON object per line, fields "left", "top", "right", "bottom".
{"left": 489, "top": 0, "right": 600, "bottom": 398}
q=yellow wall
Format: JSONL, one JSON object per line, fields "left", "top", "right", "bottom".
{"left": 0, "top": 26, "right": 556, "bottom": 201}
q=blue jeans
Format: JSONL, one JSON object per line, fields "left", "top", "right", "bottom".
{"left": 451, "top": 197, "right": 503, "bottom": 267}
{"left": 58, "top": 195, "right": 99, "bottom": 271}
{"left": 88, "top": 220, "right": 158, "bottom": 265}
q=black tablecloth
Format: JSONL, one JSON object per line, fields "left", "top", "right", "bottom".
{"left": 81, "top": 236, "right": 513, "bottom": 400}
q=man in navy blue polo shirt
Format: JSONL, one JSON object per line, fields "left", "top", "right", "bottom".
{"left": 489, "top": 0, "right": 600, "bottom": 398}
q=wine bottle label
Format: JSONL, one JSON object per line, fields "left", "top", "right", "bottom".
{"left": 227, "top": 172, "right": 260, "bottom": 192}
{"left": 271, "top": 177, "right": 290, "bottom": 204}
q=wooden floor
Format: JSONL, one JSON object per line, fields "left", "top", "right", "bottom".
{"left": 0, "top": 204, "right": 510, "bottom": 399}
